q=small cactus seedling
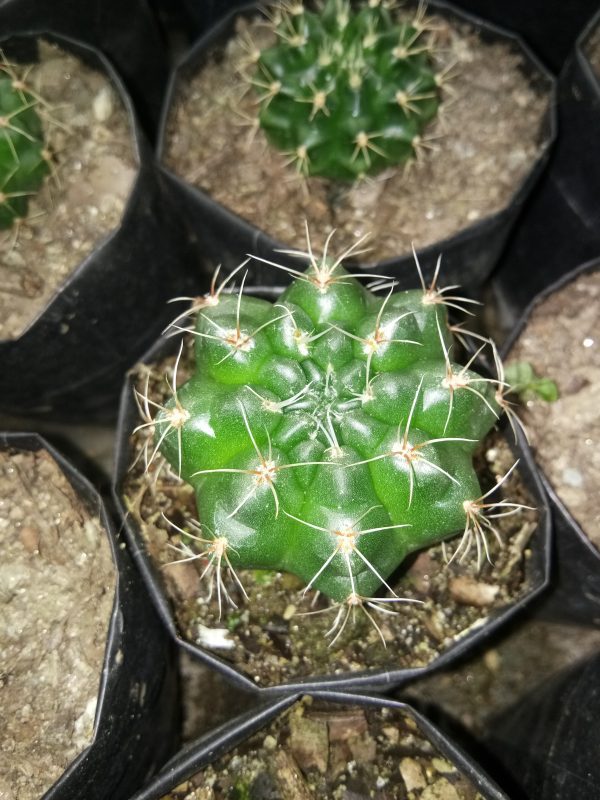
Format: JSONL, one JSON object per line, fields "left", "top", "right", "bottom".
{"left": 140, "top": 232, "right": 528, "bottom": 631}
{"left": 503, "top": 360, "right": 559, "bottom": 404}
{"left": 248, "top": 0, "right": 442, "bottom": 180}
{"left": 0, "top": 56, "right": 50, "bottom": 229}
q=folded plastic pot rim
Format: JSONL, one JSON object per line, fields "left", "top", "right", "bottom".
{"left": 485, "top": 649, "right": 600, "bottom": 800}
{"left": 156, "top": 0, "right": 556, "bottom": 290}
{"left": 0, "top": 31, "right": 197, "bottom": 421}
{"left": 1, "top": 431, "right": 157, "bottom": 798}
{"left": 501, "top": 257, "right": 600, "bottom": 623}
{"left": 575, "top": 7, "right": 600, "bottom": 93}
{"left": 439, "top": 0, "right": 600, "bottom": 76}
{"left": 113, "top": 319, "right": 552, "bottom": 697}
{"left": 0, "top": 0, "right": 169, "bottom": 138}
{"left": 486, "top": 9, "right": 600, "bottom": 339}
{"left": 129, "top": 690, "right": 508, "bottom": 800}
{"left": 0, "top": 31, "right": 144, "bottom": 344}
{"left": 501, "top": 255, "right": 600, "bottom": 567}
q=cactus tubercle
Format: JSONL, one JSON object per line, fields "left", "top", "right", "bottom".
{"left": 138, "top": 234, "right": 528, "bottom": 622}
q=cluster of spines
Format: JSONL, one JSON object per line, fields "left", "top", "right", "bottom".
{"left": 0, "top": 54, "right": 50, "bottom": 230}
{"left": 133, "top": 233, "right": 531, "bottom": 646}
{"left": 240, "top": 0, "right": 444, "bottom": 180}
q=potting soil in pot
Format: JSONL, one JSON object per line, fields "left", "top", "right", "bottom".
{"left": 0, "top": 40, "right": 137, "bottom": 341}
{"left": 507, "top": 270, "right": 600, "bottom": 546}
{"left": 163, "top": 6, "right": 550, "bottom": 265}
{"left": 159, "top": 698, "right": 483, "bottom": 800}
{"left": 123, "top": 337, "right": 539, "bottom": 687}
{"left": 0, "top": 448, "right": 115, "bottom": 800}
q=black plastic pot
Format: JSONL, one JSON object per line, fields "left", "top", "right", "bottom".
{"left": 490, "top": 10, "right": 600, "bottom": 338}
{"left": 130, "top": 691, "right": 508, "bottom": 800}
{"left": 0, "top": 33, "right": 198, "bottom": 423}
{"left": 0, "top": 0, "right": 168, "bottom": 138}
{"left": 501, "top": 258, "right": 600, "bottom": 626}
{"left": 451, "top": 0, "right": 599, "bottom": 75}
{"left": 151, "top": 0, "right": 598, "bottom": 76}
{"left": 484, "top": 650, "right": 600, "bottom": 800}
{"left": 0, "top": 432, "right": 179, "bottom": 800}
{"left": 157, "top": 1, "right": 556, "bottom": 291}
{"left": 113, "top": 321, "right": 552, "bottom": 696}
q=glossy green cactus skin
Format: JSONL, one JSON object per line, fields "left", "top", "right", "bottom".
{"left": 254, "top": 0, "right": 440, "bottom": 180}
{"left": 157, "top": 261, "right": 500, "bottom": 604}
{"left": 0, "top": 74, "right": 49, "bottom": 229}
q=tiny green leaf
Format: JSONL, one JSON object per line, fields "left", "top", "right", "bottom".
{"left": 534, "top": 378, "right": 560, "bottom": 403}
{"left": 504, "top": 361, "right": 559, "bottom": 403}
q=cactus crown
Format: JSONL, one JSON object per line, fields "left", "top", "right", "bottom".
{"left": 251, "top": 0, "right": 441, "bottom": 180}
{"left": 0, "top": 57, "right": 49, "bottom": 229}
{"left": 143, "top": 234, "right": 519, "bottom": 627}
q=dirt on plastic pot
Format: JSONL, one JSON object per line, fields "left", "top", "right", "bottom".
{"left": 0, "top": 33, "right": 198, "bottom": 422}
{"left": 157, "top": 0, "right": 556, "bottom": 292}
{"left": 502, "top": 259, "right": 600, "bottom": 625}
{"left": 484, "top": 650, "right": 600, "bottom": 800}
{"left": 0, "top": 432, "right": 179, "bottom": 800}
{"left": 130, "top": 693, "right": 508, "bottom": 800}
{"left": 490, "top": 9, "right": 600, "bottom": 338}
{"left": 0, "top": 0, "right": 168, "bottom": 137}
{"left": 154, "top": 0, "right": 598, "bottom": 75}
{"left": 113, "top": 303, "right": 551, "bottom": 695}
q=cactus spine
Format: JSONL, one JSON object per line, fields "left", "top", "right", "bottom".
{"left": 251, "top": 0, "right": 441, "bottom": 180}
{"left": 146, "top": 237, "right": 514, "bottom": 614}
{"left": 0, "top": 60, "right": 49, "bottom": 229}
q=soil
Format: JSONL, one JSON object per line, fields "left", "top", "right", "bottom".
{"left": 163, "top": 5, "right": 550, "bottom": 267}
{"left": 122, "top": 335, "right": 540, "bottom": 689}
{"left": 0, "top": 447, "right": 115, "bottom": 800}
{"left": 507, "top": 270, "right": 600, "bottom": 546}
{"left": 0, "top": 40, "right": 137, "bottom": 341}
{"left": 159, "top": 698, "right": 485, "bottom": 800}
{"left": 584, "top": 18, "right": 600, "bottom": 81}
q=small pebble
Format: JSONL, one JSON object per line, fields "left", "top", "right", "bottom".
{"left": 93, "top": 87, "right": 114, "bottom": 122}
{"left": 422, "top": 779, "right": 461, "bottom": 800}
{"left": 431, "top": 758, "right": 456, "bottom": 774}
{"left": 484, "top": 649, "right": 501, "bottom": 672}
{"left": 399, "top": 757, "right": 427, "bottom": 791}
{"left": 449, "top": 576, "right": 500, "bottom": 607}
{"left": 562, "top": 467, "right": 584, "bottom": 489}
{"left": 19, "top": 525, "right": 40, "bottom": 553}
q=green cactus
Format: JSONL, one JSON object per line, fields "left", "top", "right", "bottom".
{"left": 250, "top": 0, "right": 441, "bottom": 180}
{"left": 146, "top": 238, "right": 512, "bottom": 615}
{"left": 0, "top": 64, "right": 49, "bottom": 229}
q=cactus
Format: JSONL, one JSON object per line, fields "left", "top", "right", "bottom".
{"left": 249, "top": 0, "right": 441, "bottom": 180}
{"left": 0, "top": 61, "right": 49, "bottom": 229}
{"left": 142, "top": 234, "right": 522, "bottom": 625}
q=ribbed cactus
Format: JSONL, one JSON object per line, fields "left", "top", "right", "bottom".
{"left": 250, "top": 0, "right": 441, "bottom": 180}
{"left": 148, "top": 239, "right": 511, "bottom": 613}
{"left": 0, "top": 66, "right": 49, "bottom": 229}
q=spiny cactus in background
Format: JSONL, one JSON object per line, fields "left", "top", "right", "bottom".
{"left": 248, "top": 0, "right": 441, "bottom": 180}
{"left": 0, "top": 57, "right": 50, "bottom": 229}
{"left": 137, "top": 232, "right": 528, "bottom": 640}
